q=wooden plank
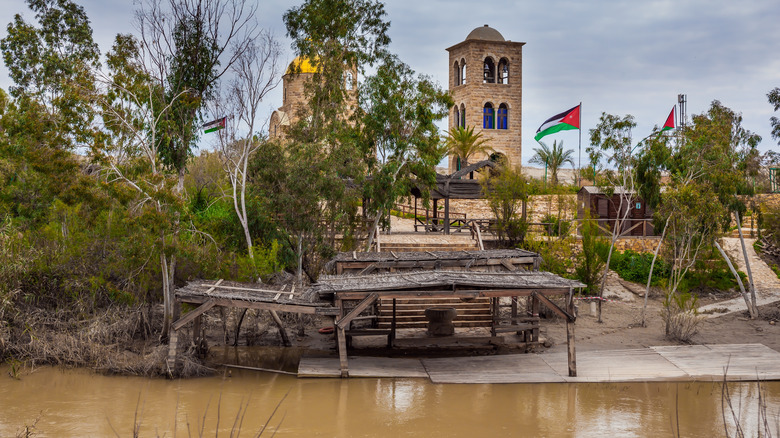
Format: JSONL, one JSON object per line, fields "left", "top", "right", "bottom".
{"left": 198, "top": 283, "right": 299, "bottom": 295}
{"left": 171, "top": 299, "right": 216, "bottom": 331}
{"left": 166, "top": 330, "right": 178, "bottom": 377}
{"left": 500, "top": 259, "right": 517, "bottom": 272}
{"left": 337, "top": 327, "right": 349, "bottom": 377}
{"left": 336, "top": 293, "right": 379, "bottom": 329}
{"left": 533, "top": 291, "right": 575, "bottom": 322}
{"left": 651, "top": 344, "right": 780, "bottom": 381}
{"left": 180, "top": 296, "right": 327, "bottom": 315}
{"left": 298, "top": 357, "right": 428, "bottom": 378}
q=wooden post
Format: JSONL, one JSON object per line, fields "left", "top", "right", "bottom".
{"left": 444, "top": 197, "right": 450, "bottom": 235}
{"left": 337, "top": 325, "right": 349, "bottom": 378}
{"left": 433, "top": 199, "right": 438, "bottom": 229}
{"left": 166, "top": 330, "right": 178, "bottom": 378}
{"left": 389, "top": 298, "right": 397, "bottom": 348}
{"left": 567, "top": 292, "right": 577, "bottom": 377}
{"left": 490, "top": 297, "right": 498, "bottom": 336}
{"left": 511, "top": 297, "right": 518, "bottom": 326}
{"left": 531, "top": 295, "right": 540, "bottom": 342}
{"left": 269, "top": 310, "right": 291, "bottom": 347}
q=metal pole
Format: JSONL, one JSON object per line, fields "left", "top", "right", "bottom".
{"left": 578, "top": 101, "right": 582, "bottom": 186}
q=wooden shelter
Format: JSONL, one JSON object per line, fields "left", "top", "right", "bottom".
{"left": 326, "top": 248, "right": 541, "bottom": 275}
{"left": 312, "top": 270, "right": 584, "bottom": 377}
{"left": 577, "top": 186, "right": 656, "bottom": 236}
{"left": 410, "top": 160, "right": 497, "bottom": 234}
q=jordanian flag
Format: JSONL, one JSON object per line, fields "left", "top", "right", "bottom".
{"left": 203, "top": 116, "right": 226, "bottom": 134}
{"left": 534, "top": 105, "right": 580, "bottom": 141}
{"left": 661, "top": 107, "right": 675, "bottom": 131}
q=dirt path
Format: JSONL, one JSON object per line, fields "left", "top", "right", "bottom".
{"left": 698, "top": 237, "right": 780, "bottom": 317}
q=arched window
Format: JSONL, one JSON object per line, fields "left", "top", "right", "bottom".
{"left": 497, "top": 103, "right": 508, "bottom": 129}
{"left": 483, "top": 57, "right": 495, "bottom": 83}
{"left": 483, "top": 103, "right": 495, "bottom": 129}
{"left": 460, "top": 59, "right": 466, "bottom": 85}
{"left": 453, "top": 106, "right": 460, "bottom": 128}
{"left": 460, "top": 103, "right": 466, "bottom": 127}
{"left": 498, "top": 58, "right": 509, "bottom": 84}
{"left": 345, "top": 72, "right": 354, "bottom": 90}
{"left": 454, "top": 61, "right": 460, "bottom": 86}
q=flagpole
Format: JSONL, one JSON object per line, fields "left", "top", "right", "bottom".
{"left": 578, "top": 101, "right": 582, "bottom": 186}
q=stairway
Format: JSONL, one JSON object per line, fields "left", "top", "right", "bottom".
{"left": 378, "top": 241, "right": 477, "bottom": 253}
{"left": 376, "top": 297, "right": 493, "bottom": 329}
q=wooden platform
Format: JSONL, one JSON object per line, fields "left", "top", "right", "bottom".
{"left": 297, "top": 344, "right": 780, "bottom": 383}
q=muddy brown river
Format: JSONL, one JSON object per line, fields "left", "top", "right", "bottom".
{"left": 2, "top": 349, "right": 779, "bottom": 437}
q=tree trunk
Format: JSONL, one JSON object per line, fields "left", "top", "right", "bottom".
{"left": 735, "top": 212, "right": 759, "bottom": 317}
{"left": 641, "top": 216, "right": 669, "bottom": 326}
{"left": 160, "top": 252, "right": 171, "bottom": 342}
{"left": 714, "top": 240, "right": 754, "bottom": 319}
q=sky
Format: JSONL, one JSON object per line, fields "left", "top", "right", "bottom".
{"left": 0, "top": 0, "right": 778, "bottom": 167}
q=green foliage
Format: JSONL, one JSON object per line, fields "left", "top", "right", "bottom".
{"left": 588, "top": 112, "right": 636, "bottom": 172}
{"left": 768, "top": 87, "right": 780, "bottom": 145}
{"left": 540, "top": 213, "right": 571, "bottom": 237}
{"left": 524, "top": 179, "right": 579, "bottom": 196}
{"left": 444, "top": 125, "right": 492, "bottom": 168}
{"left": 522, "top": 237, "right": 574, "bottom": 278}
{"left": 1, "top": 0, "right": 101, "bottom": 149}
{"left": 608, "top": 249, "right": 671, "bottom": 286}
{"left": 575, "top": 211, "right": 606, "bottom": 295}
{"left": 483, "top": 164, "right": 529, "bottom": 247}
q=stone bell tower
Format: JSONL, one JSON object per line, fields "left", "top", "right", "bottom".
{"left": 446, "top": 25, "right": 524, "bottom": 173}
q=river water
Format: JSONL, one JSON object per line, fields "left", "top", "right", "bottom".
{"left": 2, "top": 350, "right": 779, "bottom": 437}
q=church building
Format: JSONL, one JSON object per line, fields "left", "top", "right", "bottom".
{"left": 447, "top": 25, "right": 524, "bottom": 173}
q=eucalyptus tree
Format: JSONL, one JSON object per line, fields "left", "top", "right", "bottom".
{"left": 1, "top": 0, "right": 101, "bottom": 149}
{"left": 211, "top": 31, "right": 282, "bottom": 264}
{"left": 529, "top": 139, "right": 574, "bottom": 186}
{"left": 588, "top": 112, "right": 637, "bottom": 322}
{"left": 356, "top": 55, "right": 451, "bottom": 249}
{"left": 769, "top": 87, "right": 780, "bottom": 144}
{"left": 283, "top": 0, "right": 390, "bottom": 143}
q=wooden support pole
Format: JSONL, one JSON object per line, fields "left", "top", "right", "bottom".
{"left": 511, "top": 297, "right": 518, "bottom": 326}
{"left": 567, "top": 293, "right": 577, "bottom": 377}
{"left": 337, "top": 325, "right": 349, "bottom": 378}
{"left": 336, "top": 293, "right": 379, "bottom": 330}
{"left": 269, "top": 310, "right": 291, "bottom": 347}
{"left": 166, "top": 330, "right": 178, "bottom": 377}
{"left": 531, "top": 295, "right": 540, "bottom": 342}
{"left": 444, "top": 197, "right": 450, "bottom": 235}
{"left": 171, "top": 299, "right": 216, "bottom": 331}
{"left": 389, "top": 298, "right": 397, "bottom": 348}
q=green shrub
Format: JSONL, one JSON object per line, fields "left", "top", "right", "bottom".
{"left": 609, "top": 249, "right": 671, "bottom": 286}
{"left": 540, "top": 213, "right": 571, "bottom": 237}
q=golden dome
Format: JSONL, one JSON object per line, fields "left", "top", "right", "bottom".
{"left": 286, "top": 56, "right": 319, "bottom": 75}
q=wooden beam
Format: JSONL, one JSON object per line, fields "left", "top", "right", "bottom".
{"left": 532, "top": 291, "right": 575, "bottom": 322}
{"left": 358, "top": 263, "right": 377, "bottom": 276}
{"left": 270, "top": 310, "right": 291, "bottom": 347}
{"left": 166, "top": 330, "right": 178, "bottom": 377}
{"left": 336, "top": 293, "right": 379, "bottom": 330}
{"left": 567, "top": 293, "right": 577, "bottom": 377}
{"left": 172, "top": 299, "right": 216, "bottom": 331}
{"left": 178, "top": 296, "right": 336, "bottom": 315}
{"left": 500, "top": 259, "right": 517, "bottom": 272}
{"left": 337, "top": 325, "right": 349, "bottom": 378}
{"left": 197, "top": 283, "right": 299, "bottom": 295}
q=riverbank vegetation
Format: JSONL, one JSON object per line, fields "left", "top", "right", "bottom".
{"left": 1, "top": 0, "right": 779, "bottom": 373}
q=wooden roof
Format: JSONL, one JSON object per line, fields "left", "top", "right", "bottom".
{"left": 176, "top": 279, "right": 333, "bottom": 310}
{"left": 311, "top": 270, "right": 585, "bottom": 296}
{"left": 328, "top": 248, "right": 538, "bottom": 264}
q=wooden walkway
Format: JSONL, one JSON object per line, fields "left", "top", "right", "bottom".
{"left": 298, "top": 343, "right": 780, "bottom": 383}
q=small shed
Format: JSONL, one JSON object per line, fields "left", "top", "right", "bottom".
{"left": 577, "top": 186, "right": 656, "bottom": 236}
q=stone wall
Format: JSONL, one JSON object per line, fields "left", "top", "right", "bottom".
{"left": 447, "top": 38, "right": 524, "bottom": 173}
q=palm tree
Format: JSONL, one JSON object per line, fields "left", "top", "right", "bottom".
{"left": 444, "top": 125, "right": 493, "bottom": 170}
{"left": 529, "top": 140, "right": 575, "bottom": 186}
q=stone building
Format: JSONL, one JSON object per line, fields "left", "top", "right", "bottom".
{"left": 269, "top": 56, "right": 357, "bottom": 140}
{"left": 446, "top": 25, "right": 525, "bottom": 173}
